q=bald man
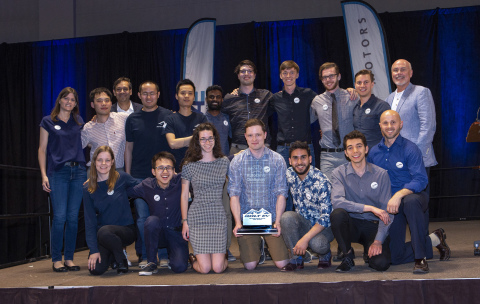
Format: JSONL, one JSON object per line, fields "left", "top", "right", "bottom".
{"left": 368, "top": 110, "right": 450, "bottom": 274}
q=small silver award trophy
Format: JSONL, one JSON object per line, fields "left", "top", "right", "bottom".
{"left": 237, "top": 208, "right": 278, "bottom": 235}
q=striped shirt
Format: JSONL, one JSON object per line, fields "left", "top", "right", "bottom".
{"left": 81, "top": 112, "right": 129, "bottom": 168}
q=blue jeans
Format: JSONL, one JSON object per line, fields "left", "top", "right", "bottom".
{"left": 144, "top": 216, "right": 188, "bottom": 273}
{"left": 49, "top": 164, "right": 87, "bottom": 262}
{"left": 277, "top": 143, "right": 316, "bottom": 211}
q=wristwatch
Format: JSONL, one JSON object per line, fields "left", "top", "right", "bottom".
{"left": 181, "top": 219, "right": 188, "bottom": 224}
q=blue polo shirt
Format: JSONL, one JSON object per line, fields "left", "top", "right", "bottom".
{"left": 128, "top": 174, "right": 182, "bottom": 230}
{"left": 368, "top": 135, "right": 428, "bottom": 194}
{"left": 205, "top": 111, "right": 231, "bottom": 156}
{"left": 40, "top": 114, "right": 85, "bottom": 176}
{"left": 353, "top": 94, "right": 390, "bottom": 148}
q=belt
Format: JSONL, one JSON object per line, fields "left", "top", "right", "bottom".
{"left": 321, "top": 147, "right": 344, "bottom": 152}
{"left": 64, "top": 161, "right": 80, "bottom": 167}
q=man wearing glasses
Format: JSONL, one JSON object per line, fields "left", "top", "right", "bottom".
{"left": 129, "top": 152, "right": 188, "bottom": 275}
{"left": 125, "top": 81, "right": 172, "bottom": 267}
{"left": 311, "top": 62, "right": 358, "bottom": 181}
{"left": 222, "top": 60, "right": 273, "bottom": 154}
{"left": 111, "top": 77, "right": 142, "bottom": 114}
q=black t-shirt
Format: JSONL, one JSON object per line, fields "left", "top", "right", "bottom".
{"left": 125, "top": 106, "right": 172, "bottom": 178}
{"left": 165, "top": 111, "right": 208, "bottom": 171}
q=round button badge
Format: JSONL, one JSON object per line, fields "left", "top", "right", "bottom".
{"left": 323, "top": 104, "right": 328, "bottom": 111}
{"left": 223, "top": 120, "right": 228, "bottom": 126}
{"left": 254, "top": 98, "right": 260, "bottom": 103}
{"left": 154, "top": 195, "right": 160, "bottom": 201}
{"left": 365, "top": 108, "right": 371, "bottom": 114}
{"left": 294, "top": 97, "right": 300, "bottom": 104}
{"left": 396, "top": 162, "right": 404, "bottom": 169}
{"left": 371, "top": 182, "right": 378, "bottom": 189}
{"left": 107, "top": 190, "right": 114, "bottom": 196}
{"left": 54, "top": 125, "right": 61, "bottom": 130}
{"left": 263, "top": 166, "right": 270, "bottom": 173}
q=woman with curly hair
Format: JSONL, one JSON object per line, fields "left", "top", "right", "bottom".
{"left": 181, "top": 122, "right": 229, "bottom": 273}
{"left": 83, "top": 146, "right": 138, "bottom": 275}
{"left": 38, "top": 87, "right": 87, "bottom": 272}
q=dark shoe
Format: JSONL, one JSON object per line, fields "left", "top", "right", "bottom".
{"left": 333, "top": 247, "right": 355, "bottom": 262}
{"left": 64, "top": 263, "right": 80, "bottom": 271}
{"left": 336, "top": 256, "right": 355, "bottom": 272}
{"left": 227, "top": 250, "right": 237, "bottom": 262}
{"left": 136, "top": 253, "right": 142, "bottom": 264}
{"left": 363, "top": 253, "right": 370, "bottom": 264}
{"left": 258, "top": 237, "right": 266, "bottom": 265}
{"left": 317, "top": 251, "right": 332, "bottom": 269}
{"left": 110, "top": 261, "right": 118, "bottom": 270}
{"left": 281, "top": 260, "right": 304, "bottom": 272}
{"left": 413, "top": 258, "right": 429, "bottom": 274}
{"left": 188, "top": 253, "right": 197, "bottom": 269}
{"left": 303, "top": 250, "right": 313, "bottom": 263}
{"left": 52, "top": 263, "right": 68, "bottom": 272}
{"left": 432, "top": 228, "right": 451, "bottom": 261}
{"left": 117, "top": 259, "right": 129, "bottom": 274}
{"left": 139, "top": 262, "right": 158, "bottom": 276}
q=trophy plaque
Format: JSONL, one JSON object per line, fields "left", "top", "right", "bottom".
{"left": 236, "top": 208, "right": 278, "bottom": 235}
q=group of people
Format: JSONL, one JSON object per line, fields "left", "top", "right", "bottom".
{"left": 38, "top": 58, "right": 450, "bottom": 276}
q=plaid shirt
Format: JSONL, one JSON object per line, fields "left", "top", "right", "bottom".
{"left": 228, "top": 147, "right": 287, "bottom": 222}
{"left": 287, "top": 166, "right": 332, "bottom": 228}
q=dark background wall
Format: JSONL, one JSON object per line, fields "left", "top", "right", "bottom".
{"left": 0, "top": 5, "right": 479, "bottom": 265}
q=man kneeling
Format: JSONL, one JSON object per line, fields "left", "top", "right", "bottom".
{"left": 129, "top": 152, "right": 188, "bottom": 275}
{"left": 330, "top": 130, "right": 393, "bottom": 272}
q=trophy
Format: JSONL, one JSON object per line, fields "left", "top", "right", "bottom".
{"left": 236, "top": 208, "right": 278, "bottom": 235}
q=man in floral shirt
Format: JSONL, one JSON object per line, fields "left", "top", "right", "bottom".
{"left": 280, "top": 141, "right": 334, "bottom": 271}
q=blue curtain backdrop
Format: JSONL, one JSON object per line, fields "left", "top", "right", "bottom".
{"left": 0, "top": 5, "right": 479, "bottom": 265}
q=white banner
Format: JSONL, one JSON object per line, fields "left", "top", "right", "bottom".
{"left": 342, "top": 1, "right": 391, "bottom": 100}
{"left": 182, "top": 18, "right": 216, "bottom": 113}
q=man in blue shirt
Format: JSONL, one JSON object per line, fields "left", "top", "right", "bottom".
{"left": 165, "top": 79, "right": 208, "bottom": 171}
{"left": 229, "top": 119, "right": 290, "bottom": 270}
{"left": 368, "top": 110, "right": 450, "bottom": 274}
{"left": 280, "top": 141, "right": 334, "bottom": 271}
{"left": 129, "top": 152, "right": 188, "bottom": 275}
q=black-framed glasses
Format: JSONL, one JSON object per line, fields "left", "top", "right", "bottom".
{"left": 321, "top": 74, "right": 338, "bottom": 81}
{"left": 199, "top": 137, "right": 215, "bottom": 143}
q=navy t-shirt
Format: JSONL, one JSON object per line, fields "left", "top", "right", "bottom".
{"left": 125, "top": 106, "right": 172, "bottom": 179}
{"left": 40, "top": 114, "right": 85, "bottom": 176}
{"left": 165, "top": 111, "right": 208, "bottom": 171}
{"left": 83, "top": 171, "right": 139, "bottom": 254}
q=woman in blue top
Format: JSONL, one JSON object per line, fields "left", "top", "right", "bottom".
{"left": 38, "top": 87, "right": 87, "bottom": 272}
{"left": 83, "top": 146, "right": 138, "bottom": 275}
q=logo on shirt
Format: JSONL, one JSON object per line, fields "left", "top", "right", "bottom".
{"left": 365, "top": 108, "right": 371, "bottom": 114}
{"left": 107, "top": 190, "right": 114, "bottom": 195}
{"left": 54, "top": 125, "right": 61, "bottom": 130}
{"left": 263, "top": 166, "right": 270, "bottom": 173}
{"left": 396, "top": 162, "right": 404, "bottom": 169}
{"left": 322, "top": 104, "right": 328, "bottom": 111}
{"left": 158, "top": 121, "right": 167, "bottom": 128}
{"left": 254, "top": 98, "right": 260, "bottom": 103}
{"left": 223, "top": 120, "right": 228, "bottom": 126}
{"left": 294, "top": 97, "right": 300, "bottom": 104}
{"left": 371, "top": 182, "right": 378, "bottom": 189}
{"left": 154, "top": 194, "right": 160, "bottom": 201}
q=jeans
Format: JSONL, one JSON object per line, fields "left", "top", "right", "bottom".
{"left": 319, "top": 151, "right": 348, "bottom": 181}
{"left": 49, "top": 164, "right": 87, "bottom": 262}
{"left": 280, "top": 211, "right": 333, "bottom": 260}
{"left": 144, "top": 216, "right": 188, "bottom": 273}
{"left": 277, "top": 143, "right": 316, "bottom": 211}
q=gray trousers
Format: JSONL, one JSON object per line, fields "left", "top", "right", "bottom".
{"left": 280, "top": 211, "right": 334, "bottom": 259}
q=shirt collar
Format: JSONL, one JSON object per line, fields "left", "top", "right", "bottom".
{"left": 346, "top": 162, "right": 373, "bottom": 176}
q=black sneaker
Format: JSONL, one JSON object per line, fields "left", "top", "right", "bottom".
{"left": 258, "top": 236, "right": 266, "bottom": 265}
{"left": 333, "top": 247, "right": 355, "bottom": 262}
{"left": 139, "top": 262, "right": 158, "bottom": 276}
{"left": 336, "top": 256, "right": 355, "bottom": 272}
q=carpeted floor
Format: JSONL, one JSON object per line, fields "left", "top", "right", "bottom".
{"left": 1, "top": 220, "right": 479, "bottom": 288}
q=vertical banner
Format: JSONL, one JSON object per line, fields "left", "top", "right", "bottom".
{"left": 181, "top": 18, "right": 216, "bottom": 113}
{"left": 342, "top": 1, "right": 391, "bottom": 100}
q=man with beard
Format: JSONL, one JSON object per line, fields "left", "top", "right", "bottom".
{"left": 368, "top": 110, "right": 450, "bottom": 274}
{"left": 111, "top": 77, "right": 142, "bottom": 114}
{"left": 311, "top": 62, "right": 358, "bottom": 181}
{"left": 204, "top": 84, "right": 235, "bottom": 262}
{"left": 330, "top": 130, "right": 393, "bottom": 272}
{"left": 279, "top": 141, "right": 334, "bottom": 271}
{"left": 222, "top": 60, "right": 273, "bottom": 154}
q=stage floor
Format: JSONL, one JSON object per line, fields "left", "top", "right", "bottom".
{"left": 1, "top": 220, "right": 479, "bottom": 288}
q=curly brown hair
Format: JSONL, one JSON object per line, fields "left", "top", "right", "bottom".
{"left": 181, "top": 122, "right": 224, "bottom": 168}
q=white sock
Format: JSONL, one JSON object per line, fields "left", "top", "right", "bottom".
{"left": 429, "top": 233, "right": 440, "bottom": 247}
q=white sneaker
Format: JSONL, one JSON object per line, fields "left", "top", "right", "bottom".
{"left": 160, "top": 259, "right": 169, "bottom": 267}
{"left": 139, "top": 260, "right": 148, "bottom": 269}
{"left": 304, "top": 250, "right": 313, "bottom": 263}
{"left": 123, "top": 249, "right": 132, "bottom": 267}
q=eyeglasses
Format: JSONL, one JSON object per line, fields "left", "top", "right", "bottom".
{"left": 155, "top": 165, "right": 173, "bottom": 172}
{"left": 199, "top": 137, "right": 215, "bottom": 143}
{"left": 239, "top": 69, "right": 254, "bottom": 75}
{"left": 321, "top": 74, "right": 338, "bottom": 81}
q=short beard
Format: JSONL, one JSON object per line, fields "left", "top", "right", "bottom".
{"left": 293, "top": 163, "right": 310, "bottom": 176}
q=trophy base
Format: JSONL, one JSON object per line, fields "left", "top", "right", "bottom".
{"left": 237, "top": 226, "right": 278, "bottom": 235}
